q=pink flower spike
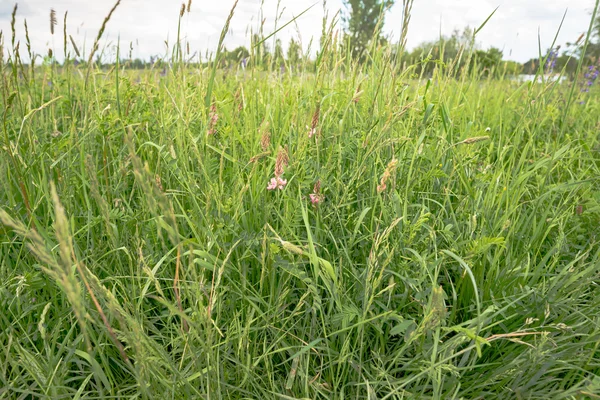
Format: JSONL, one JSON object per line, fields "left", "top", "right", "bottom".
{"left": 267, "top": 177, "right": 287, "bottom": 191}
{"left": 267, "top": 178, "right": 278, "bottom": 190}
{"left": 309, "top": 193, "right": 323, "bottom": 205}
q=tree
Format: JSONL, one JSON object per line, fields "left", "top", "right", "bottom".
{"left": 403, "top": 27, "right": 475, "bottom": 76}
{"left": 471, "top": 47, "right": 503, "bottom": 75}
{"left": 287, "top": 38, "right": 301, "bottom": 69}
{"left": 343, "top": 0, "right": 394, "bottom": 58}
{"left": 227, "top": 46, "right": 250, "bottom": 64}
{"left": 273, "top": 39, "right": 284, "bottom": 67}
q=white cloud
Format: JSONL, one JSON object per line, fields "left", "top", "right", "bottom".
{"left": 0, "top": 0, "right": 594, "bottom": 63}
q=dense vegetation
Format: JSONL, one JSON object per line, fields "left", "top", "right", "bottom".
{"left": 1, "top": 2, "right": 599, "bottom": 399}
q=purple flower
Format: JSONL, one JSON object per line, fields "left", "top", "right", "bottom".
{"left": 545, "top": 47, "right": 559, "bottom": 74}
{"left": 581, "top": 65, "right": 599, "bottom": 92}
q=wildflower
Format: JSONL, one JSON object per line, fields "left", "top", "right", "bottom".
{"left": 582, "top": 65, "right": 599, "bottom": 92}
{"left": 309, "top": 180, "right": 324, "bottom": 206}
{"left": 207, "top": 104, "right": 218, "bottom": 136}
{"left": 544, "top": 46, "right": 559, "bottom": 74}
{"left": 267, "top": 177, "right": 287, "bottom": 190}
{"left": 267, "top": 147, "right": 289, "bottom": 191}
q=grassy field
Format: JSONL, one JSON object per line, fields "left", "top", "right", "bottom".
{"left": 1, "top": 9, "right": 600, "bottom": 399}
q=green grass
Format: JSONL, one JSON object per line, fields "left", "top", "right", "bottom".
{"left": 1, "top": 15, "right": 600, "bottom": 399}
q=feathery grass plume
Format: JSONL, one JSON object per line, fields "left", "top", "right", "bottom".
{"left": 69, "top": 35, "right": 80, "bottom": 58}
{"left": 249, "top": 151, "right": 270, "bottom": 164}
{"left": 155, "top": 174, "right": 164, "bottom": 192}
{"left": 455, "top": 136, "right": 490, "bottom": 146}
{"left": 50, "top": 8, "right": 57, "bottom": 35}
{"left": 86, "top": 0, "right": 121, "bottom": 84}
{"left": 10, "top": 3, "right": 17, "bottom": 49}
{"left": 187, "top": 0, "right": 192, "bottom": 13}
{"left": 398, "top": 0, "right": 414, "bottom": 55}
{"left": 1, "top": 192, "right": 90, "bottom": 350}
{"left": 179, "top": 3, "right": 185, "bottom": 18}
{"left": 50, "top": 183, "right": 131, "bottom": 364}
{"left": 377, "top": 158, "right": 398, "bottom": 193}
{"left": 125, "top": 130, "right": 179, "bottom": 246}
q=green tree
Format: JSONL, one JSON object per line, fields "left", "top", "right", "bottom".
{"left": 287, "top": 38, "right": 301, "bottom": 69}
{"left": 343, "top": 0, "right": 394, "bottom": 58}
{"left": 471, "top": 47, "right": 503, "bottom": 76}
{"left": 273, "top": 39, "right": 284, "bottom": 67}
{"left": 228, "top": 46, "right": 250, "bottom": 64}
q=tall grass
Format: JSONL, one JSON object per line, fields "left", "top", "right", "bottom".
{"left": 0, "top": 3, "right": 599, "bottom": 399}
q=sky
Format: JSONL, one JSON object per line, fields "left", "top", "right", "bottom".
{"left": 0, "top": 0, "right": 594, "bottom": 63}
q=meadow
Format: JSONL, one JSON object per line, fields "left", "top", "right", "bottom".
{"left": 1, "top": 6, "right": 600, "bottom": 399}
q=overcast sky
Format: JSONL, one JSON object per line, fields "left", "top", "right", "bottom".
{"left": 0, "top": 0, "right": 594, "bottom": 63}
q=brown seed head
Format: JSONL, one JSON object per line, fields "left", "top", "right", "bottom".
{"left": 377, "top": 159, "right": 398, "bottom": 193}
{"left": 50, "top": 9, "right": 57, "bottom": 35}
{"left": 311, "top": 103, "right": 320, "bottom": 130}
{"left": 260, "top": 121, "right": 271, "bottom": 151}
{"left": 274, "top": 147, "right": 289, "bottom": 178}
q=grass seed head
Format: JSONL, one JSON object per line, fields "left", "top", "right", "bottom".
{"left": 377, "top": 158, "right": 398, "bottom": 193}
{"left": 309, "top": 103, "right": 320, "bottom": 138}
{"left": 274, "top": 146, "right": 289, "bottom": 178}
{"left": 50, "top": 8, "right": 57, "bottom": 35}
{"left": 260, "top": 121, "right": 271, "bottom": 151}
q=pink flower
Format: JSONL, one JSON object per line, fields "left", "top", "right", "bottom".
{"left": 308, "top": 127, "right": 316, "bottom": 138}
{"left": 267, "top": 177, "right": 287, "bottom": 190}
{"left": 309, "top": 193, "right": 323, "bottom": 205}
{"left": 207, "top": 104, "right": 219, "bottom": 136}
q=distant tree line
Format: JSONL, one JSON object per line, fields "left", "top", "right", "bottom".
{"left": 6, "top": 0, "right": 599, "bottom": 79}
